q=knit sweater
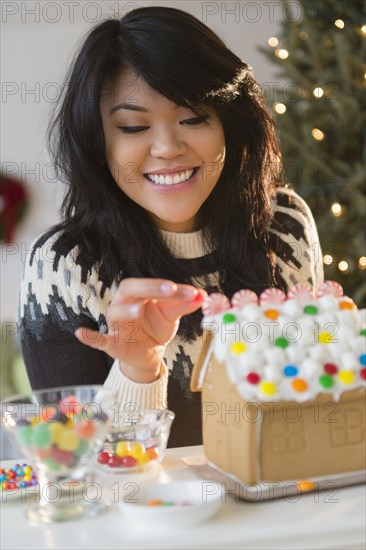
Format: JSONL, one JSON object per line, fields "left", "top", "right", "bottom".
{"left": 18, "top": 187, "right": 324, "bottom": 447}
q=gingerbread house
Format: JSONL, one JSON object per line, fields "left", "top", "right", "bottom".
{"left": 191, "top": 282, "right": 366, "bottom": 485}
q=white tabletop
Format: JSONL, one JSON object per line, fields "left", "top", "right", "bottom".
{"left": 1, "top": 446, "right": 365, "bottom": 550}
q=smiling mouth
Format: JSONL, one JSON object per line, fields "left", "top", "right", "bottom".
{"left": 144, "top": 167, "right": 199, "bottom": 186}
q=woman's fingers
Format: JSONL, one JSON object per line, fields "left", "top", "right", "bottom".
{"left": 155, "top": 288, "right": 207, "bottom": 322}
{"left": 115, "top": 278, "right": 199, "bottom": 305}
{"left": 74, "top": 327, "right": 110, "bottom": 351}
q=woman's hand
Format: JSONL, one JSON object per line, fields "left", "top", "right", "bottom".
{"left": 75, "top": 278, "right": 207, "bottom": 383}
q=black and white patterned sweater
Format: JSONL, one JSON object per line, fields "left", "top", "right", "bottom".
{"left": 18, "top": 187, "right": 324, "bottom": 447}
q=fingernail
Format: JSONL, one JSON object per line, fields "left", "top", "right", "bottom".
{"left": 182, "top": 288, "right": 198, "bottom": 298}
{"left": 160, "top": 282, "right": 176, "bottom": 294}
{"left": 128, "top": 304, "right": 140, "bottom": 316}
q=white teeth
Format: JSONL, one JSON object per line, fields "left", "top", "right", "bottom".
{"left": 146, "top": 168, "right": 195, "bottom": 185}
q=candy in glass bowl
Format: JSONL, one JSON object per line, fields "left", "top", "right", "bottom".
{"left": 1, "top": 385, "right": 116, "bottom": 523}
{"left": 95, "top": 408, "right": 174, "bottom": 473}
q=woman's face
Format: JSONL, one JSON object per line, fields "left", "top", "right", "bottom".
{"left": 100, "top": 68, "right": 226, "bottom": 232}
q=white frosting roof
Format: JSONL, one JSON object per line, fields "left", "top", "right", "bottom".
{"left": 201, "top": 282, "right": 366, "bottom": 403}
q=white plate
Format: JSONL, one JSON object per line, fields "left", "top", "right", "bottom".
{"left": 117, "top": 479, "right": 224, "bottom": 528}
{"left": 0, "top": 462, "right": 39, "bottom": 503}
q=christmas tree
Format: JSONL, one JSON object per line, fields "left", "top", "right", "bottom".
{"left": 259, "top": 0, "right": 366, "bottom": 305}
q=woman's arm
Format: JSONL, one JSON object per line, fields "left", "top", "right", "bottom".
{"left": 269, "top": 187, "right": 324, "bottom": 293}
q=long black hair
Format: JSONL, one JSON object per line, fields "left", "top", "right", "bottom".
{"left": 48, "top": 6, "right": 287, "bottom": 340}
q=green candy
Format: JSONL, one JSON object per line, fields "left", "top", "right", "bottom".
{"left": 319, "top": 374, "right": 334, "bottom": 389}
{"left": 74, "top": 438, "right": 89, "bottom": 457}
{"left": 275, "top": 337, "right": 290, "bottom": 348}
{"left": 359, "top": 329, "right": 366, "bottom": 337}
{"left": 32, "top": 422, "right": 52, "bottom": 448}
{"left": 17, "top": 425, "right": 33, "bottom": 447}
{"left": 222, "top": 313, "right": 237, "bottom": 324}
{"left": 44, "top": 457, "right": 61, "bottom": 471}
{"left": 304, "top": 305, "right": 318, "bottom": 315}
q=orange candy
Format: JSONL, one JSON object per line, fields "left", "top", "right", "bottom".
{"left": 146, "top": 447, "right": 159, "bottom": 461}
{"left": 339, "top": 300, "right": 356, "bottom": 310}
{"left": 74, "top": 419, "right": 96, "bottom": 439}
{"left": 264, "top": 309, "right": 279, "bottom": 320}
{"left": 292, "top": 378, "right": 308, "bottom": 392}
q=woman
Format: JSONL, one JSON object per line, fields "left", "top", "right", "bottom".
{"left": 19, "top": 6, "right": 323, "bottom": 447}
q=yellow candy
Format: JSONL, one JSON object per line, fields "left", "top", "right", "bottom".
{"left": 24, "top": 475, "right": 31, "bottom": 482}
{"left": 116, "top": 441, "right": 131, "bottom": 457}
{"left": 259, "top": 381, "right": 277, "bottom": 396}
{"left": 128, "top": 442, "right": 146, "bottom": 460}
{"left": 23, "top": 466, "right": 31, "bottom": 475}
{"left": 137, "top": 455, "right": 150, "bottom": 466}
{"left": 319, "top": 331, "right": 334, "bottom": 344}
{"left": 230, "top": 342, "right": 247, "bottom": 354}
{"left": 338, "top": 370, "right": 355, "bottom": 385}
{"left": 57, "top": 428, "right": 79, "bottom": 451}
{"left": 49, "top": 422, "right": 64, "bottom": 444}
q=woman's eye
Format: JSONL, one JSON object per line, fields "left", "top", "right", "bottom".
{"left": 117, "top": 126, "right": 149, "bottom": 134}
{"left": 182, "top": 115, "right": 209, "bottom": 126}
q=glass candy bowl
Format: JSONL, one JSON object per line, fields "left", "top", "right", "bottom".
{"left": 95, "top": 409, "right": 175, "bottom": 473}
{"left": 1, "top": 386, "right": 116, "bottom": 523}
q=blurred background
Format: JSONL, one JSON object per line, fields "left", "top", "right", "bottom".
{"left": 1, "top": 1, "right": 365, "bottom": 455}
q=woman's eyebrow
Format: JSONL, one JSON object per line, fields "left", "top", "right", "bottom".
{"left": 110, "top": 102, "right": 183, "bottom": 115}
{"left": 110, "top": 102, "right": 148, "bottom": 115}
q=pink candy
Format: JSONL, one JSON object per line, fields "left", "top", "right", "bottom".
{"left": 287, "top": 283, "right": 314, "bottom": 303}
{"left": 231, "top": 289, "right": 258, "bottom": 308}
{"left": 259, "top": 288, "right": 286, "bottom": 306}
{"left": 317, "top": 280, "right": 344, "bottom": 298}
{"left": 201, "top": 293, "right": 230, "bottom": 316}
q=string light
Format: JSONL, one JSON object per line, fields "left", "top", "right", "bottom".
{"left": 268, "top": 37, "right": 278, "bottom": 47}
{"left": 313, "top": 87, "right": 324, "bottom": 98}
{"left": 338, "top": 261, "right": 349, "bottom": 272}
{"left": 275, "top": 49, "right": 289, "bottom": 59}
{"left": 323, "top": 255, "right": 333, "bottom": 265}
{"left": 361, "top": 25, "right": 366, "bottom": 34}
{"left": 334, "top": 19, "right": 345, "bottom": 29}
{"left": 274, "top": 102, "right": 286, "bottom": 114}
{"left": 331, "top": 203, "right": 342, "bottom": 216}
{"left": 311, "top": 128, "right": 325, "bottom": 141}
{"left": 359, "top": 257, "right": 366, "bottom": 270}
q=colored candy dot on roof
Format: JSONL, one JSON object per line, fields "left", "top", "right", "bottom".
{"left": 319, "top": 374, "right": 334, "bottom": 389}
{"left": 359, "top": 354, "right": 366, "bottom": 366}
{"left": 246, "top": 372, "right": 260, "bottom": 384}
{"left": 339, "top": 300, "right": 356, "bottom": 310}
{"left": 304, "top": 305, "right": 318, "bottom": 315}
{"left": 259, "top": 381, "right": 277, "bottom": 396}
{"left": 275, "top": 337, "right": 290, "bottom": 348}
{"left": 338, "top": 370, "right": 355, "bottom": 385}
{"left": 319, "top": 331, "right": 334, "bottom": 344}
{"left": 324, "top": 363, "right": 338, "bottom": 375}
{"left": 292, "top": 378, "right": 308, "bottom": 392}
{"left": 360, "top": 329, "right": 366, "bottom": 337}
{"left": 230, "top": 342, "right": 247, "bottom": 354}
{"left": 264, "top": 309, "right": 279, "bottom": 320}
{"left": 222, "top": 313, "right": 237, "bottom": 324}
{"left": 283, "top": 365, "right": 298, "bottom": 377}
{"left": 360, "top": 369, "right": 366, "bottom": 381}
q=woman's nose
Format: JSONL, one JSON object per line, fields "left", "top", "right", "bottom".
{"left": 150, "top": 128, "right": 187, "bottom": 158}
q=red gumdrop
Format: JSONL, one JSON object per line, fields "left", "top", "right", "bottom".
{"left": 361, "top": 369, "right": 366, "bottom": 381}
{"left": 324, "top": 363, "right": 338, "bottom": 375}
{"left": 108, "top": 455, "right": 122, "bottom": 468}
{"left": 121, "top": 455, "right": 137, "bottom": 468}
{"left": 97, "top": 452, "right": 110, "bottom": 464}
{"left": 50, "top": 446, "right": 74, "bottom": 466}
{"left": 246, "top": 372, "right": 260, "bottom": 385}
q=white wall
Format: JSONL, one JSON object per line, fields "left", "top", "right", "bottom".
{"left": 1, "top": 0, "right": 285, "bottom": 322}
